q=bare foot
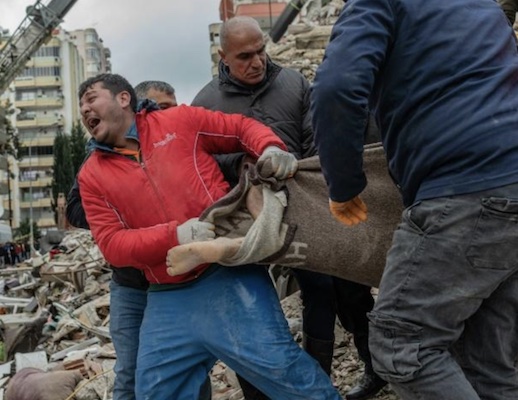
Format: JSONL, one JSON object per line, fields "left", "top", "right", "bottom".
{"left": 166, "top": 237, "right": 244, "bottom": 276}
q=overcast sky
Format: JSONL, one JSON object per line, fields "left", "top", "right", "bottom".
{"left": 0, "top": 0, "right": 221, "bottom": 104}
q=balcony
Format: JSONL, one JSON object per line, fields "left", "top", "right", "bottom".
{"left": 211, "top": 45, "right": 220, "bottom": 64}
{"left": 24, "top": 57, "right": 61, "bottom": 68}
{"left": 38, "top": 218, "right": 56, "bottom": 228}
{"left": 14, "top": 76, "right": 62, "bottom": 88}
{"left": 15, "top": 97, "right": 63, "bottom": 109}
{"left": 16, "top": 115, "right": 64, "bottom": 129}
{"left": 0, "top": 182, "right": 8, "bottom": 195}
{"left": 18, "top": 177, "right": 52, "bottom": 189}
{"left": 20, "top": 136, "right": 55, "bottom": 148}
{"left": 209, "top": 23, "right": 221, "bottom": 36}
{"left": 18, "top": 156, "right": 54, "bottom": 169}
{"left": 20, "top": 198, "right": 52, "bottom": 209}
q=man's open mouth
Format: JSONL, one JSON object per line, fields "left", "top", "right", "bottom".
{"left": 87, "top": 118, "right": 101, "bottom": 130}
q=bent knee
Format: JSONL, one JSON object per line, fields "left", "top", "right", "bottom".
{"left": 368, "top": 311, "right": 423, "bottom": 383}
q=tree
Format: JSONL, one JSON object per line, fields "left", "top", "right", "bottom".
{"left": 51, "top": 131, "right": 74, "bottom": 223}
{"left": 0, "top": 100, "right": 21, "bottom": 161}
{"left": 1, "top": 100, "right": 21, "bottom": 227}
{"left": 69, "top": 120, "right": 87, "bottom": 176}
{"left": 15, "top": 218, "right": 41, "bottom": 241}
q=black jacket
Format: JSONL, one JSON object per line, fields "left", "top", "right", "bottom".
{"left": 192, "top": 59, "right": 316, "bottom": 186}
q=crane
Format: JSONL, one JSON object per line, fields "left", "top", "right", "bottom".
{"left": 0, "top": 0, "right": 78, "bottom": 95}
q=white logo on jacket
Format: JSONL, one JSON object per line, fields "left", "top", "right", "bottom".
{"left": 153, "top": 133, "right": 177, "bottom": 148}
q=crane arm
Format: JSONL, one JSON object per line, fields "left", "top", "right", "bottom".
{"left": 0, "top": 0, "right": 78, "bottom": 94}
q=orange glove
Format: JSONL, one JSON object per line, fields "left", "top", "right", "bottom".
{"left": 329, "top": 196, "right": 368, "bottom": 226}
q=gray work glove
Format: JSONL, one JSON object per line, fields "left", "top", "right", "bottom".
{"left": 177, "top": 218, "right": 215, "bottom": 245}
{"left": 257, "top": 146, "right": 298, "bottom": 180}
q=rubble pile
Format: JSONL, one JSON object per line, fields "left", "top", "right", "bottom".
{"left": 0, "top": 229, "right": 399, "bottom": 399}
{"left": 0, "top": 229, "right": 115, "bottom": 399}
{"left": 267, "top": 25, "right": 330, "bottom": 82}
{"left": 267, "top": 0, "right": 345, "bottom": 82}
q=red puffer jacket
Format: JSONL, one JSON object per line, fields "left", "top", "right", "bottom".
{"left": 78, "top": 105, "right": 287, "bottom": 284}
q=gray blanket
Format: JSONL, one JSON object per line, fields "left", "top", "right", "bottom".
{"left": 201, "top": 143, "right": 403, "bottom": 287}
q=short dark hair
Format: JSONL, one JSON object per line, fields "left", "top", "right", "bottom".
{"left": 134, "top": 80, "right": 175, "bottom": 100}
{"left": 78, "top": 73, "right": 137, "bottom": 112}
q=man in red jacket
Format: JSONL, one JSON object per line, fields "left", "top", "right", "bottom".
{"left": 77, "top": 73, "right": 342, "bottom": 400}
{"left": 67, "top": 80, "right": 211, "bottom": 400}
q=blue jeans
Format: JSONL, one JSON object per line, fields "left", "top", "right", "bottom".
{"left": 369, "top": 183, "right": 518, "bottom": 399}
{"left": 109, "top": 281, "right": 212, "bottom": 400}
{"left": 136, "top": 265, "right": 341, "bottom": 400}
{"left": 109, "top": 281, "right": 147, "bottom": 400}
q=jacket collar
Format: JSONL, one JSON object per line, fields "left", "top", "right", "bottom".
{"left": 86, "top": 121, "right": 138, "bottom": 153}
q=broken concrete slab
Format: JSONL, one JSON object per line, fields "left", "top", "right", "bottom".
{"left": 14, "top": 351, "right": 47, "bottom": 372}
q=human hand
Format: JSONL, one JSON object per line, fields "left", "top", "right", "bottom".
{"left": 329, "top": 196, "right": 368, "bottom": 226}
{"left": 257, "top": 146, "right": 298, "bottom": 180}
{"left": 176, "top": 218, "right": 216, "bottom": 245}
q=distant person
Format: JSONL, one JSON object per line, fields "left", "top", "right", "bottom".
{"left": 134, "top": 80, "right": 178, "bottom": 110}
{"left": 192, "top": 15, "right": 385, "bottom": 400}
{"left": 3, "top": 243, "right": 11, "bottom": 265}
{"left": 8, "top": 242, "right": 15, "bottom": 265}
{"left": 0, "top": 243, "right": 5, "bottom": 268}
{"left": 75, "top": 73, "right": 341, "bottom": 399}
{"left": 66, "top": 80, "right": 212, "bottom": 400}
{"left": 311, "top": 0, "right": 518, "bottom": 398}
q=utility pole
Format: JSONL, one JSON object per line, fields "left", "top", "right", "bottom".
{"left": 6, "top": 159, "right": 12, "bottom": 228}
{"left": 29, "top": 138, "right": 35, "bottom": 257}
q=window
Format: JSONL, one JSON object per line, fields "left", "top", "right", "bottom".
{"left": 16, "top": 91, "right": 36, "bottom": 101}
{"left": 17, "top": 111, "right": 37, "bottom": 121}
{"left": 85, "top": 32, "right": 97, "bottom": 43}
{"left": 19, "top": 67, "right": 61, "bottom": 77}
{"left": 86, "top": 63, "right": 100, "bottom": 73}
{"left": 86, "top": 48, "right": 100, "bottom": 61}
{"left": 34, "top": 46, "right": 60, "bottom": 57}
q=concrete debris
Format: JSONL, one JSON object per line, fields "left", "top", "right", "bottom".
{"left": 0, "top": 229, "right": 114, "bottom": 398}
{"left": 266, "top": 0, "right": 345, "bottom": 82}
